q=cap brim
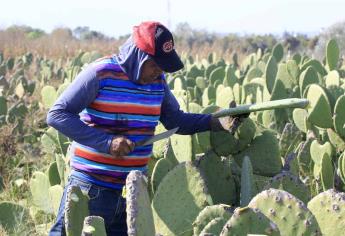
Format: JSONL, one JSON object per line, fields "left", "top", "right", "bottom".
{"left": 152, "top": 50, "right": 184, "bottom": 73}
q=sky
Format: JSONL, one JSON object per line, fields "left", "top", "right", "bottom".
{"left": 0, "top": 0, "right": 345, "bottom": 37}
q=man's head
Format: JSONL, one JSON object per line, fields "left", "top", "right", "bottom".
{"left": 133, "top": 21, "right": 184, "bottom": 74}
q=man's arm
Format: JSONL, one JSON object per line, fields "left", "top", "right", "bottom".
{"left": 159, "top": 83, "right": 212, "bottom": 135}
{"left": 46, "top": 66, "right": 114, "bottom": 154}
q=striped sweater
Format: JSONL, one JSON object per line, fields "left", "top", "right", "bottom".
{"left": 71, "top": 57, "right": 165, "bottom": 188}
{"left": 47, "top": 56, "right": 212, "bottom": 189}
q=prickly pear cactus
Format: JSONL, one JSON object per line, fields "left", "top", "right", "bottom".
{"left": 41, "top": 85, "right": 58, "bottom": 109}
{"left": 29, "top": 171, "right": 54, "bottom": 214}
{"left": 126, "top": 171, "right": 156, "bottom": 236}
{"left": 152, "top": 162, "right": 213, "bottom": 236}
{"left": 248, "top": 189, "right": 321, "bottom": 236}
{"left": 194, "top": 150, "right": 237, "bottom": 205}
{"left": 220, "top": 207, "right": 280, "bottom": 236}
{"left": 82, "top": 216, "right": 107, "bottom": 236}
{"left": 308, "top": 190, "right": 345, "bottom": 236}
{"left": 193, "top": 204, "right": 233, "bottom": 236}
{"left": 306, "top": 84, "right": 333, "bottom": 128}
{"left": 234, "top": 131, "right": 282, "bottom": 177}
{"left": 0, "top": 201, "right": 30, "bottom": 233}
{"left": 151, "top": 142, "right": 178, "bottom": 194}
{"left": 65, "top": 185, "right": 90, "bottom": 236}
{"left": 200, "top": 217, "right": 228, "bottom": 235}
{"left": 263, "top": 171, "right": 311, "bottom": 204}
{"left": 333, "top": 95, "right": 345, "bottom": 139}
{"left": 320, "top": 154, "right": 334, "bottom": 191}
{"left": 326, "top": 39, "right": 339, "bottom": 71}
{"left": 240, "top": 156, "right": 254, "bottom": 207}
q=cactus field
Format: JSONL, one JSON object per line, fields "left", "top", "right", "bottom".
{"left": 1, "top": 39, "right": 345, "bottom": 236}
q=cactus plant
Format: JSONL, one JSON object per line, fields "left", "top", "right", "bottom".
{"left": 220, "top": 207, "right": 280, "bottom": 236}
{"left": 194, "top": 150, "right": 237, "bottom": 205}
{"left": 65, "top": 185, "right": 90, "bottom": 236}
{"left": 308, "top": 190, "right": 345, "bottom": 236}
{"left": 0, "top": 202, "right": 30, "bottom": 233}
{"left": 263, "top": 171, "right": 311, "bottom": 204}
{"left": 82, "top": 216, "right": 107, "bottom": 236}
{"left": 248, "top": 189, "right": 321, "bottom": 235}
{"left": 326, "top": 39, "right": 339, "bottom": 71}
{"left": 193, "top": 204, "right": 233, "bottom": 236}
{"left": 152, "top": 162, "right": 213, "bottom": 236}
{"left": 240, "top": 156, "right": 254, "bottom": 207}
{"left": 200, "top": 217, "right": 228, "bottom": 235}
{"left": 333, "top": 95, "right": 345, "bottom": 139}
{"left": 126, "top": 171, "right": 156, "bottom": 236}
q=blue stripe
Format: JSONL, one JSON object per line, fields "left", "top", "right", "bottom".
{"left": 99, "top": 89, "right": 164, "bottom": 99}
{"left": 81, "top": 108, "right": 159, "bottom": 122}
{"left": 101, "top": 86, "right": 165, "bottom": 95}
{"left": 72, "top": 156, "right": 148, "bottom": 172}
{"left": 100, "top": 79, "right": 164, "bottom": 91}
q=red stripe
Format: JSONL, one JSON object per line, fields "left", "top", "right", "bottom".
{"left": 98, "top": 71, "right": 128, "bottom": 80}
{"left": 90, "top": 102, "right": 161, "bottom": 115}
{"left": 75, "top": 148, "right": 149, "bottom": 166}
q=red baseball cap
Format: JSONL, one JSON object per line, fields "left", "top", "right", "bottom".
{"left": 133, "top": 21, "right": 184, "bottom": 73}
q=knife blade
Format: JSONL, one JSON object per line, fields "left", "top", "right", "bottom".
{"left": 134, "top": 127, "right": 179, "bottom": 147}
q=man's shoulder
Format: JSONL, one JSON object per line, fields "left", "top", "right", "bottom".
{"left": 91, "top": 55, "right": 124, "bottom": 74}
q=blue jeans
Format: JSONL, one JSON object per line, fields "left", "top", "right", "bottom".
{"left": 49, "top": 173, "right": 127, "bottom": 236}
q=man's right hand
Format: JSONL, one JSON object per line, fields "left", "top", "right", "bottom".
{"left": 109, "top": 136, "right": 134, "bottom": 159}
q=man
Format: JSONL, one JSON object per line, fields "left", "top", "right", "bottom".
{"left": 47, "top": 21, "right": 245, "bottom": 236}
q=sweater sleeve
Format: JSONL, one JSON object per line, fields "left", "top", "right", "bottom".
{"left": 159, "top": 83, "right": 212, "bottom": 135}
{"left": 46, "top": 65, "right": 114, "bottom": 154}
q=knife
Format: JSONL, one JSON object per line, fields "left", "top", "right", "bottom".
{"left": 134, "top": 127, "right": 179, "bottom": 147}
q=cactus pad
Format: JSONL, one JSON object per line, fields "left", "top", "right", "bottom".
{"left": 82, "top": 216, "right": 107, "bottom": 236}
{"left": 308, "top": 189, "right": 345, "bottom": 236}
{"left": 220, "top": 207, "right": 280, "bottom": 236}
{"left": 152, "top": 162, "right": 213, "bottom": 236}
{"left": 334, "top": 95, "right": 345, "bottom": 139}
{"left": 248, "top": 189, "right": 321, "bottom": 236}
{"left": 126, "top": 171, "right": 156, "bottom": 236}
{"left": 193, "top": 204, "right": 233, "bottom": 236}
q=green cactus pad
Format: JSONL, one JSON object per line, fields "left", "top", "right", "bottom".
{"left": 263, "top": 171, "right": 311, "bottom": 204}
{"left": 29, "top": 171, "right": 54, "bottom": 214}
{"left": 234, "top": 131, "right": 282, "bottom": 177}
{"left": 210, "top": 66, "right": 225, "bottom": 85}
{"left": 194, "top": 150, "right": 237, "bottom": 205}
{"left": 265, "top": 56, "right": 278, "bottom": 93}
{"left": 152, "top": 122, "right": 168, "bottom": 159}
{"left": 193, "top": 204, "right": 233, "bottom": 236}
{"left": 82, "top": 216, "right": 107, "bottom": 236}
{"left": 65, "top": 185, "right": 90, "bottom": 236}
{"left": 334, "top": 95, "right": 345, "bottom": 139}
{"left": 216, "top": 87, "right": 234, "bottom": 109}
{"left": 308, "top": 189, "right": 345, "bottom": 236}
{"left": 293, "top": 108, "right": 309, "bottom": 133}
{"left": 299, "top": 66, "right": 319, "bottom": 97}
{"left": 310, "top": 140, "right": 333, "bottom": 166}
{"left": 49, "top": 185, "right": 64, "bottom": 216}
{"left": 152, "top": 162, "right": 213, "bottom": 236}
{"left": 320, "top": 154, "right": 334, "bottom": 191}
{"left": 338, "top": 153, "right": 345, "bottom": 184}
{"left": 151, "top": 143, "right": 178, "bottom": 194}
{"left": 326, "top": 39, "right": 339, "bottom": 71}
{"left": 300, "top": 59, "right": 327, "bottom": 77}
{"left": 41, "top": 85, "right": 57, "bottom": 109}
{"left": 0, "top": 96, "right": 7, "bottom": 116}
{"left": 220, "top": 207, "right": 280, "bottom": 236}
{"left": 240, "top": 156, "right": 254, "bottom": 207}
{"left": 306, "top": 84, "right": 333, "bottom": 128}
{"left": 0, "top": 202, "right": 30, "bottom": 233}
{"left": 248, "top": 189, "right": 321, "bottom": 236}
{"left": 210, "top": 130, "right": 237, "bottom": 156}
{"left": 126, "top": 171, "right": 156, "bottom": 236}
{"left": 200, "top": 217, "right": 228, "bottom": 235}
{"left": 171, "top": 133, "right": 194, "bottom": 162}
{"left": 47, "top": 162, "right": 61, "bottom": 186}
{"left": 327, "top": 128, "right": 345, "bottom": 152}
{"left": 272, "top": 43, "right": 284, "bottom": 62}
{"left": 279, "top": 123, "right": 303, "bottom": 158}
{"left": 296, "top": 138, "right": 314, "bottom": 177}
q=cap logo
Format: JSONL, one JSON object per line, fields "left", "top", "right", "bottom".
{"left": 162, "top": 40, "right": 173, "bottom": 53}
